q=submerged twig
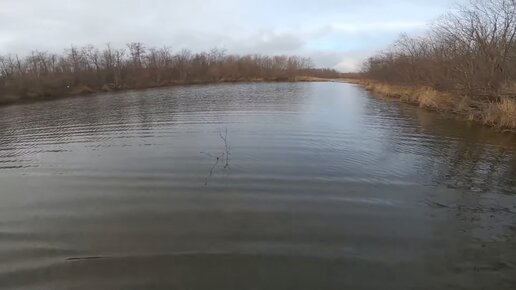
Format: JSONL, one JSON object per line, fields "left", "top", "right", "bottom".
{"left": 204, "top": 152, "right": 225, "bottom": 186}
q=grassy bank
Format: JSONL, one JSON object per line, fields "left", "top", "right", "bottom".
{"left": 356, "top": 0, "right": 516, "bottom": 132}
{"left": 345, "top": 79, "right": 516, "bottom": 132}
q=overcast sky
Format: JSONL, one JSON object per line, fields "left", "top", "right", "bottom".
{"left": 0, "top": 0, "right": 456, "bottom": 72}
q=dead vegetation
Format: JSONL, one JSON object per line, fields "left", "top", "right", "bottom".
{"left": 355, "top": 0, "right": 516, "bottom": 131}
{"left": 483, "top": 98, "right": 516, "bottom": 128}
{"left": 0, "top": 45, "right": 341, "bottom": 106}
{"left": 203, "top": 128, "right": 231, "bottom": 186}
{"left": 351, "top": 79, "right": 516, "bottom": 131}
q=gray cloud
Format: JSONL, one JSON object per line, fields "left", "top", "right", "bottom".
{"left": 239, "top": 33, "right": 306, "bottom": 54}
{"left": 0, "top": 0, "right": 455, "bottom": 71}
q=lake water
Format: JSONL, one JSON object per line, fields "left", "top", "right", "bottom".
{"left": 0, "top": 82, "right": 515, "bottom": 289}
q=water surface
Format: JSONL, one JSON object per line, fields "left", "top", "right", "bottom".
{"left": 0, "top": 82, "right": 515, "bottom": 289}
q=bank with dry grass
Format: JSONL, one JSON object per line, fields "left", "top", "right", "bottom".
{"left": 346, "top": 79, "right": 516, "bottom": 132}
{"left": 356, "top": 0, "right": 516, "bottom": 132}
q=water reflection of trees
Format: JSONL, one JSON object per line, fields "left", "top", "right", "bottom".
{"left": 412, "top": 107, "right": 516, "bottom": 195}
{"left": 365, "top": 97, "right": 516, "bottom": 195}
{"left": 364, "top": 96, "right": 516, "bottom": 287}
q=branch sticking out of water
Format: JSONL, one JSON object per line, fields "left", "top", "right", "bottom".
{"left": 204, "top": 152, "right": 224, "bottom": 186}
{"left": 203, "top": 128, "right": 231, "bottom": 186}
{"left": 219, "top": 128, "right": 230, "bottom": 169}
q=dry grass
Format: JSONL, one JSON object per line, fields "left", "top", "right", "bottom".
{"left": 349, "top": 79, "right": 516, "bottom": 131}
{"left": 483, "top": 98, "right": 516, "bottom": 129}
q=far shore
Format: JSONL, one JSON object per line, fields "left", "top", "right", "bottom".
{"left": 0, "top": 76, "right": 334, "bottom": 108}
{"left": 0, "top": 44, "right": 341, "bottom": 108}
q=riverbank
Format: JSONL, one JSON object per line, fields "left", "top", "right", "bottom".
{"left": 343, "top": 79, "right": 516, "bottom": 132}
{"left": 0, "top": 76, "right": 332, "bottom": 107}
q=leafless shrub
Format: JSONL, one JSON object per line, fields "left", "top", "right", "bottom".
{"left": 364, "top": 0, "right": 516, "bottom": 99}
{"left": 0, "top": 44, "right": 341, "bottom": 103}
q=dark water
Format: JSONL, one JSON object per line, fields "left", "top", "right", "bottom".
{"left": 0, "top": 82, "right": 515, "bottom": 290}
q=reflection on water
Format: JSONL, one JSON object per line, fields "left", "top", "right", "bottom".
{"left": 0, "top": 82, "right": 514, "bottom": 290}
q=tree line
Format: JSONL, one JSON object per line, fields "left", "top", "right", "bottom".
{"left": 0, "top": 44, "right": 340, "bottom": 103}
{"left": 363, "top": 0, "right": 516, "bottom": 99}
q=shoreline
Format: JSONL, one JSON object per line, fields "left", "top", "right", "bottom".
{"left": 0, "top": 76, "right": 333, "bottom": 108}
{"left": 341, "top": 79, "right": 516, "bottom": 133}
{"left": 5, "top": 77, "right": 513, "bottom": 134}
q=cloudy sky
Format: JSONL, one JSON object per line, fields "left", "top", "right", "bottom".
{"left": 0, "top": 0, "right": 456, "bottom": 72}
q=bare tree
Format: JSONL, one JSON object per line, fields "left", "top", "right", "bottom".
{"left": 364, "top": 0, "right": 516, "bottom": 98}
{"left": 0, "top": 42, "right": 339, "bottom": 103}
